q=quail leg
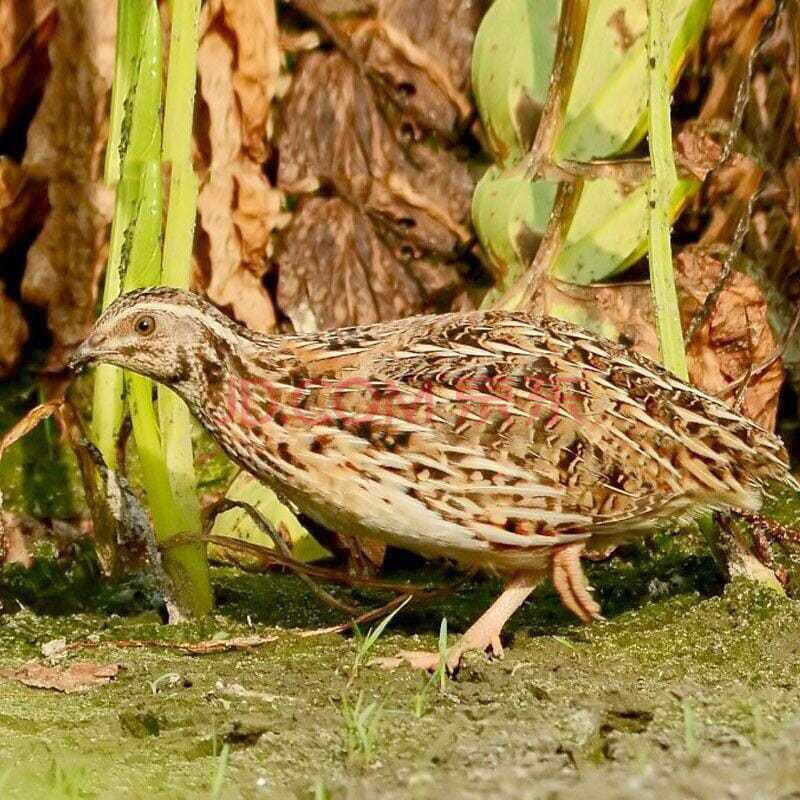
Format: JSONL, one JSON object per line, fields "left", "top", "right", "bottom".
{"left": 550, "top": 543, "right": 603, "bottom": 623}
{"left": 377, "top": 572, "right": 543, "bottom": 673}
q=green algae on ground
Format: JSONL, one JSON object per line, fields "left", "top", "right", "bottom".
{"left": 0, "top": 546, "right": 799, "bottom": 800}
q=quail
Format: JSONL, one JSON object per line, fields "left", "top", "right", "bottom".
{"left": 71, "top": 288, "right": 799, "bottom": 669}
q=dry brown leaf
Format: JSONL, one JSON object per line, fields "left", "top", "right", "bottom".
{"left": 0, "top": 398, "right": 61, "bottom": 461}
{"left": 205, "top": 0, "right": 282, "bottom": 159}
{"left": 0, "top": 156, "right": 47, "bottom": 253}
{"left": 678, "top": 250, "right": 784, "bottom": 428}
{"left": 696, "top": 0, "right": 800, "bottom": 391}
{"left": 74, "top": 635, "right": 278, "bottom": 655}
{"left": 0, "top": 282, "right": 28, "bottom": 377}
{"left": 276, "top": 197, "right": 462, "bottom": 330}
{"left": 0, "top": 513, "right": 85, "bottom": 569}
{"left": 735, "top": 5, "right": 800, "bottom": 388}
{"left": 20, "top": 0, "right": 115, "bottom": 365}
{"left": 701, "top": 0, "right": 775, "bottom": 122}
{"left": 1, "top": 661, "right": 121, "bottom": 693}
{"left": 0, "top": 0, "right": 56, "bottom": 134}
{"left": 296, "top": 0, "right": 487, "bottom": 138}
{"left": 195, "top": 0, "right": 282, "bottom": 333}
{"left": 166, "top": 635, "right": 278, "bottom": 654}
{"left": 535, "top": 250, "right": 783, "bottom": 428}
{"left": 0, "top": 512, "right": 40, "bottom": 568}
{"left": 277, "top": 51, "right": 473, "bottom": 258}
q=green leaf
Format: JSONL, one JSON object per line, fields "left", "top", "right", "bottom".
{"left": 474, "top": 169, "right": 698, "bottom": 297}
{"left": 125, "top": 1, "right": 164, "bottom": 167}
{"left": 552, "top": 176, "right": 698, "bottom": 284}
{"left": 105, "top": 0, "right": 148, "bottom": 184}
{"left": 556, "top": 0, "right": 712, "bottom": 160}
{"left": 472, "top": 167, "right": 557, "bottom": 308}
{"left": 471, "top": 0, "right": 561, "bottom": 165}
{"left": 210, "top": 472, "right": 332, "bottom": 564}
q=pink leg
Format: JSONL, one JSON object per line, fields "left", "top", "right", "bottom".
{"left": 551, "top": 543, "right": 603, "bottom": 623}
{"left": 377, "top": 572, "right": 543, "bottom": 673}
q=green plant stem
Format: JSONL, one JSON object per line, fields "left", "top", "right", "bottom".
{"left": 93, "top": 0, "right": 212, "bottom": 615}
{"left": 163, "top": 0, "right": 201, "bottom": 167}
{"left": 93, "top": 0, "right": 146, "bottom": 467}
{"left": 157, "top": 0, "right": 212, "bottom": 614}
{"left": 647, "top": 0, "right": 689, "bottom": 380}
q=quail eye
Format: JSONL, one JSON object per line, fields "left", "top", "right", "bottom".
{"left": 134, "top": 314, "right": 156, "bottom": 336}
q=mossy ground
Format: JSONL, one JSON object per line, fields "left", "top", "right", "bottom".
{"left": 2, "top": 533, "right": 800, "bottom": 800}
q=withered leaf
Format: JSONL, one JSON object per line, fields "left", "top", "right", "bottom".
{"left": 20, "top": 0, "right": 115, "bottom": 364}
{"left": 81, "top": 635, "right": 278, "bottom": 656}
{"left": 0, "top": 0, "right": 56, "bottom": 134}
{"left": 0, "top": 512, "right": 40, "bottom": 568}
{"left": 0, "top": 156, "right": 47, "bottom": 253}
{"left": 0, "top": 282, "right": 28, "bottom": 377}
{"left": 277, "top": 51, "right": 474, "bottom": 258}
{"left": 195, "top": 3, "right": 283, "bottom": 332}
{"left": 1, "top": 662, "right": 121, "bottom": 693}
{"left": 0, "top": 398, "right": 61, "bottom": 461}
{"left": 299, "top": 0, "right": 487, "bottom": 138}
{"left": 201, "top": 0, "right": 281, "bottom": 161}
{"left": 276, "top": 197, "right": 463, "bottom": 330}
{"left": 535, "top": 249, "right": 783, "bottom": 428}
{"left": 678, "top": 249, "right": 784, "bottom": 429}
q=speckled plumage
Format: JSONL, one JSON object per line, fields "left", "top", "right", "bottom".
{"left": 72, "top": 288, "right": 798, "bottom": 664}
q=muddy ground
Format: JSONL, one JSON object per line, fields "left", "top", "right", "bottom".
{"left": 2, "top": 531, "right": 800, "bottom": 800}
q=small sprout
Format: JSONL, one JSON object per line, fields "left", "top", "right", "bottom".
{"left": 209, "top": 743, "right": 231, "bottom": 800}
{"left": 412, "top": 618, "right": 449, "bottom": 718}
{"left": 682, "top": 698, "right": 699, "bottom": 761}
{"left": 312, "top": 781, "right": 335, "bottom": 800}
{"left": 340, "top": 691, "right": 383, "bottom": 762}
{"left": 349, "top": 597, "right": 411, "bottom": 683}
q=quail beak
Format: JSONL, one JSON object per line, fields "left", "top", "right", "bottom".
{"left": 67, "top": 339, "right": 97, "bottom": 373}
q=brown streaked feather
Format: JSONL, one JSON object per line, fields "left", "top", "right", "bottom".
{"left": 78, "top": 288, "right": 798, "bottom": 574}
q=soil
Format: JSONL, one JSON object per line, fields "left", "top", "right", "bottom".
{"left": 2, "top": 531, "right": 800, "bottom": 800}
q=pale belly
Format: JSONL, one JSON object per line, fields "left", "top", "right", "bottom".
{"left": 268, "top": 464, "right": 555, "bottom": 574}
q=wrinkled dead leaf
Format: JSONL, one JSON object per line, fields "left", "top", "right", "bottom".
{"left": 0, "top": 282, "right": 28, "bottom": 378}
{"left": 195, "top": 0, "right": 283, "bottom": 332}
{"left": 297, "top": 0, "right": 486, "bottom": 138}
{"left": 0, "top": 398, "right": 61, "bottom": 461}
{"left": 200, "top": 0, "right": 282, "bottom": 160}
{"left": 20, "top": 0, "right": 115, "bottom": 365}
{"left": 0, "top": 0, "right": 56, "bottom": 134}
{"left": 276, "top": 197, "right": 462, "bottom": 330}
{"left": 1, "top": 661, "right": 121, "bottom": 693}
{"left": 0, "top": 512, "right": 87, "bottom": 570}
{"left": 0, "top": 512, "right": 48, "bottom": 568}
{"left": 277, "top": 51, "right": 473, "bottom": 258}
{"left": 373, "top": 650, "right": 440, "bottom": 671}
{"left": 697, "top": 0, "right": 800, "bottom": 390}
{"left": 78, "top": 635, "right": 278, "bottom": 656}
{"left": 0, "top": 156, "right": 47, "bottom": 253}
{"left": 534, "top": 249, "right": 783, "bottom": 428}
{"left": 679, "top": 249, "right": 784, "bottom": 428}
{"left": 674, "top": 120, "right": 725, "bottom": 181}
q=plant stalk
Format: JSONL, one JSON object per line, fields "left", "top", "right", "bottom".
{"left": 647, "top": 0, "right": 689, "bottom": 380}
